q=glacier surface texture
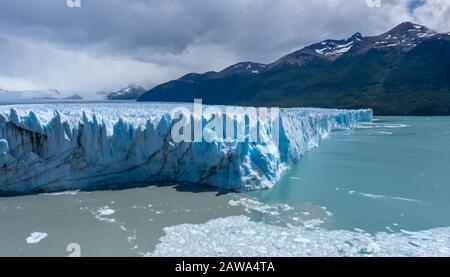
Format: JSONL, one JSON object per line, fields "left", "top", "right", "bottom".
{"left": 0, "top": 103, "right": 372, "bottom": 195}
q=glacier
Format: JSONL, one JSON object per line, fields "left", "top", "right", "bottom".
{"left": 0, "top": 103, "right": 372, "bottom": 195}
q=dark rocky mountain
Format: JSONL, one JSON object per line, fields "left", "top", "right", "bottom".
{"left": 138, "top": 22, "right": 450, "bottom": 115}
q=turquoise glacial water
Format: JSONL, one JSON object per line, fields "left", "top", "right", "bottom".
{"left": 251, "top": 117, "right": 450, "bottom": 233}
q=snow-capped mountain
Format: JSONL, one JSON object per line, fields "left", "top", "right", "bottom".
{"left": 177, "top": 62, "right": 268, "bottom": 85}
{"left": 105, "top": 84, "right": 147, "bottom": 100}
{"left": 273, "top": 33, "right": 365, "bottom": 66}
{"left": 369, "top": 22, "right": 437, "bottom": 50}
{"left": 219, "top": 62, "right": 268, "bottom": 76}
{"left": 272, "top": 22, "right": 440, "bottom": 66}
{"left": 139, "top": 22, "right": 450, "bottom": 115}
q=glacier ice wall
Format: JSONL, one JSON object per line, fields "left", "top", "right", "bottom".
{"left": 0, "top": 103, "right": 372, "bottom": 195}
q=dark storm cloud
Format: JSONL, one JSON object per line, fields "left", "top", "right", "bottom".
{"left": 0, "top": 0, "right": 447, "bottom": 93}
{"left": 0, "top": 0, "right": 214, "bottom": 53}
{"left": 0, "top": 0, "right": 406, "bottom": 60}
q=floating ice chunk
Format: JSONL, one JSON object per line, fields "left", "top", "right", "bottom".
{"left": 97, "top": 206, "right": 115, "bottom": 216}
{"left": 39, "top": 190, "right": 79, "bottom": 196}
{"left": 228, "top": 198, "right": 293, "bottom": 215}
{"left": 26, "top": 232, "right": 48, "bottom": 244}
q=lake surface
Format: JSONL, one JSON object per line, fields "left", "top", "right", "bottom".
{"left": 1, "top": 116, "right": 449, "bottom": 256}
{"left": 251, "top": 117, "right": 450, "bottom": 233}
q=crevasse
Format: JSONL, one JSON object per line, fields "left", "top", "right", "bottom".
{"left": 0, "top": 103, "right": 372, "bottom": 195}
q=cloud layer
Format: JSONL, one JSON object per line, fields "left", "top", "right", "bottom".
{"left": 0, "top": 0, "right": 448, "bottom": 94}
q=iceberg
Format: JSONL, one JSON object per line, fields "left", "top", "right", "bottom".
{"left": 0, "top": 103, "right": 372, "bottom": 195}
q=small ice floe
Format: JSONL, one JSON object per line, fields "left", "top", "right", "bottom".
{"left": 39, "top": 190, "right": 79, "bottom": 196}
{"left": 325, "top": 210, "right": 333, "bottom": 216}
{"left": 335, "top": 188, "right": 355, "bottom": 195}
{"left": 92, "top": 206, "right": 116, "bottom": 223}
{"left": 228, "top": 198, "right": 293, "bottom": 216}
{"left": 97, "top": 206, "right": 115, "bottom": 216}
{"left": 290, "top": 177, "right": 303, "bottom": 180}
{"left": 26, "top": 232, "right": 48, "bottom": 244}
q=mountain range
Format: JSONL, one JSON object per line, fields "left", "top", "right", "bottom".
{"left": 0, "top": 85, "right": 148, "bottom": 103}
{"left": 138, "top": 22, "right": 450, "bottom": 115}
{"left": 0, "top": 89, "right": 82, "bottom": 102}
{"left": 101, "top": 84, "right": 147, "bottom": 100}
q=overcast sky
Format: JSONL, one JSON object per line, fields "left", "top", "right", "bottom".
{"left": 0, "top": 0, "right": 449, "bottom": 94}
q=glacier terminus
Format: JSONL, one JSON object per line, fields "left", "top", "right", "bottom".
{"left": 0, "top": 103, "right": 372, "bottom": 195}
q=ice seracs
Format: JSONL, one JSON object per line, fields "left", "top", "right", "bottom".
{"left": 0, "top": 103, "right": 372, "bottom": 195}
